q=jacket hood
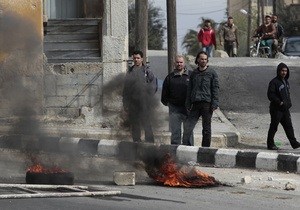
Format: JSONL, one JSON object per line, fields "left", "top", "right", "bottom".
{"left": 277, "top": 62, "right": 289, "bottom": 80}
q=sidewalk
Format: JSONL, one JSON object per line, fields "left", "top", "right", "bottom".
{"left": 1, "top": 106, "right": 300, "bottom": 173}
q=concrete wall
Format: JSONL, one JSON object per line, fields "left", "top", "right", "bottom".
{"left": 0, "top": 0, "right": 44, "bottom": 117}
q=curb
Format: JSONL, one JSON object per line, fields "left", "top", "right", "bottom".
{"left": 1, "top": 135, "right": 300, "bottom": 173}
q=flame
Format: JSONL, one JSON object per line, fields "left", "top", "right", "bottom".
{"left": 146, "top": 154, "right": 218, "bottom": 187}
{"left": 27, "top": 163, "right": 66, "bottom": 174}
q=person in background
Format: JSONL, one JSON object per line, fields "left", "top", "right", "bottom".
{"left": 161, "top": 55, "right": 194, "bottom": 145}
{"left": 272, "top": 14, "right": 284, "bottom": 54}
{"left": 253, "top": 15, "right": 276, "bottom": 58}
{"left": 219, "top": 16, "right": 239, "bottom": 57}
{"left": 122, "top": 50, "right": 155, "bottom": 143}
{"left": 267, "top": 63, "right": 300, "bottom": 150}
{"left": 182, "top": 51, "right": 219, "bottom": 147}
{"left": 198, "top": 19, "right": 217, "bottom": 57}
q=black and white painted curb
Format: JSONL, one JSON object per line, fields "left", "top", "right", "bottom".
{"left": 1, "top": 135, "right": 300, "bottom": 173}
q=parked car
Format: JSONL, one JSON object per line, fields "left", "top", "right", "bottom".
{"left": 281, "top": 36, "right": 300, "bottom": 57}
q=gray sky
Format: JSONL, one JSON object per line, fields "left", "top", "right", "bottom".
{"left": 152, "top": 0, "right": 227, "bottom": 53}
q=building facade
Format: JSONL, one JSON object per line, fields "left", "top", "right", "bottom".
{"left": 0, "top": 0, "right": 128, "bottom": 130}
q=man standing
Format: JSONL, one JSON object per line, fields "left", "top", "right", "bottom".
{"left": 267, "top": 63, "right": 300, "bottom": 150}
{"left": 253, "top": 15, "right": 276, "bottom": 57}
{"left": 161, "top": 55, "right": 194, "bottom": 145}
{"left": 198, "top": 19, "right": 217, "bottom": 57}
{"left": 122, "top": 50, "right": 155, "bottom": 143}
{"left": 219, "top": 16, "right": 239, "bottom": 57}
{"left": 182, "top": 51, "right": 219, "bottom": 147}
{"left": 272, "top": 14, "right": 284, "bottom": 53}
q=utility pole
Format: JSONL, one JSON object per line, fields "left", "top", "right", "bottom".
{"left": 261, "top": 0, "right": 265, "bottom": 23}
{"left": 247, "top": 0, "right": 252, "bottom": 56}
{"left": 135, "top": 0, "right": 148, "bottom": 60}
{"left": 257, "top": 0, "right": 261, "bottom": 27}
{"left": 273, "top": 0, "right": 277, "bottom": 15}
{"left": 166, "top": 0, "right": 177, "bottom": 73}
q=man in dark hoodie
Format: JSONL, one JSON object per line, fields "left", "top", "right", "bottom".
{"left": 267, "top": 63, "right": 300, "bottom": 150}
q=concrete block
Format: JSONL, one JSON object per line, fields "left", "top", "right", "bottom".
{"left": 297, "top": 158, "right": 300, "bottom": 173}
{"left": 215, "top": 148, "right": 238, "bottom": 167}
{"left": 256, "top": 152, "right": 278, "bottom": 171}
{"left": 45, "top": 96, "right": 67, "bottom": 107}
{"left": 176, "top": 145, "right": 199, "bottom": 163}
{"left": 44, "top": 75, "right": 56, "bottom": 96}
{"left": 98, "top": 139, "right": 119, "bottom": 156}
{"left": 241, "top": 176, "right": 252, "bottom": 184}
{"left": 57, "top": 85, "right": 78, "bottom": 96}
{"left": 224, "top": 132, "right": 240, "bottom": 147}
{"left": 59, "top": 137, "right": 80, "bottom": 153}
{"left": 214, "top": 50, "right": 229, "bottom": 58}
{"left": 21, "top": 135, "right": 39, "bottom": 150}
{"left": 198, "top": 147, "right": 218, "bottom": 165}
{"left": 113, "top": 172, "right": 135, "bottom": 186}
{"left": 211, "top": 134, "right": 226, "bottom": 147}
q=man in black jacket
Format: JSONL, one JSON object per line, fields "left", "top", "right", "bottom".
{"left": 182, "top": 51, "right": 219, "bottom": 147}
{"left": 267, "top": 63, "right": 300, "bottom": 150}
{"left": 161, "top": 55, "right": 194, "bottom": 145}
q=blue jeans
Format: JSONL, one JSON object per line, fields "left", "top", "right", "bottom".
{"left": 264, "top": 39, "right": 274, "bottom": 56}
{"left": 202, "top": 45, "right": 213, "bottom": 57}
{"left": 169, "top": 104, "right": 194, "bottom": 145}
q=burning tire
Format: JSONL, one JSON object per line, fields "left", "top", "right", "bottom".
{"left": 26, "top": 171, "right": 74, "bottom": 185}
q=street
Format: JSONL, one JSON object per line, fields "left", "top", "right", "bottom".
{"left": 0, "top": 166, "right": 300, "bottom": 210}
{"left": 1, "top": 56, "right": 300, "bottom": 209}
{"left": 1, "top": 146, "right": 300, "bottom": 210}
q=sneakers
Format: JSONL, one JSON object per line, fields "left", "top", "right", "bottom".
{"left": 268, "top": 145, "right": 280, "bottom": 150}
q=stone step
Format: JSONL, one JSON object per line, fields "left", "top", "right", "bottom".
{"left": 47, "top": 18, "right": 101, "bottom": 26}
{"left": 45, "top": 49, "right": 100, "bottom": 59}
{"left": 44, "top": 19, "right": 101, "bottom": 63}
{"left": 47, "top": 57, "right": 101, "bottom": 63}
{"left": 44, "top": 33, "right": 99, "bottom": 41}
{"left": 46, "top": 25, "right": 99, "bottom": 33}
{"left": 44, "top": 40, "right": 99, "bottom": 50}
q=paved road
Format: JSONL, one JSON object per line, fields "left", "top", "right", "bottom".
{"left": 1, "top": 150, "right": 300, "bottom": 210}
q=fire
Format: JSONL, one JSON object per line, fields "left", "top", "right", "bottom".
{"left": 27, "top": 163, "right": 66, "bottom": 174}
{"left": 146, "top": 154, "right": 219, "bottom": 187}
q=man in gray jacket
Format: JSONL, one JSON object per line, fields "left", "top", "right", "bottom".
{"left": 219, "top": 16, "right": 239, "bottom": 57}
{"left": 182, "top": 51, "right": 219, "bottom": 147}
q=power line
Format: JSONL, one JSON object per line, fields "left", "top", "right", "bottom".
{"left": 177, "top": 8, "right": 225, "bottom": 16}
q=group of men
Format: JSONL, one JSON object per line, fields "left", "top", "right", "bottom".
{"left": 198, "top": 16, "right": 239, "bottom": 57}
{"left": 123, "top": 50, "right": 218, "bottom": 147}
{"left": 123, "top": 50, "right": 300, "bottom": 150}
{"left": 198, "top": 15, "right": 284, "bottom": 58}
{"left": 122, "top": 13, "right": 295, "bottom": 150}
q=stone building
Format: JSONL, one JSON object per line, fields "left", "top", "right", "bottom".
{"left": 0, "top": 0, "right": 128, "bottom": 134}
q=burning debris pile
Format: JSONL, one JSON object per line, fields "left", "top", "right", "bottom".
{"left": 26, "top": 157, "right": 74, "bottom": 185}
{"left": 144, "top": 153, "right": 219, "bottom": 187}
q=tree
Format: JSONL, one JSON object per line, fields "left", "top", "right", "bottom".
{"left": 181, "top": 29, "right": 199, "bottom": 56}
{"left": 276, "top": 3, "right": 300, "bottom": 36}
{"left": 128, "top": 1, "right": 166, "bottom": 55}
